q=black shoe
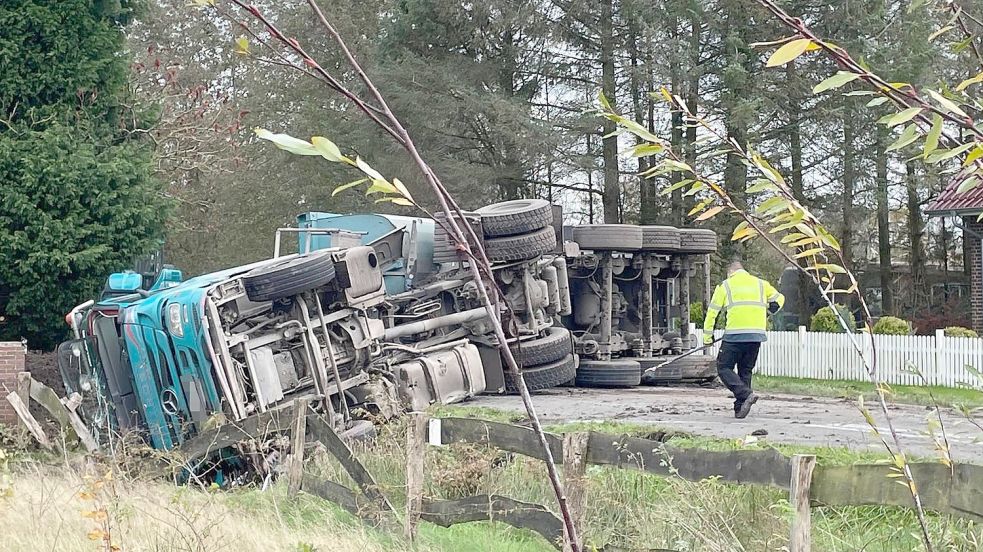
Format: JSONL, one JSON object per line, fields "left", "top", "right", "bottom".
{"left": 735, "top": 393, "right": 759, "bottom": 419}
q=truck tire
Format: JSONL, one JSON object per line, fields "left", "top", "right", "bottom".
{"left": 510, "top": 327, "right": 573, "bottom": 367}
{"left": 678, "top": 228, "right": 717, "bottom": 254}
{"left": 242, "top": 251, "right": 337, "bottom": 302}
{"left": 504, "top": 354, "right": 577, "bottom": 394}
{"left": 476, "top": 199, "right": 553, "bottom": 238}
{"left": 570, "top": 224, "right": 643, "bottom": 251}
{"left": 637, "top": 356, "right": 683, "bottom": 385}
{"left": 575, "top": 358, "right": 641, "bottom": 388}
{"left": 641, "top": 226, "right": 681, "bottom": 252}
{"left": 484, "top": 226, "right": 556, "bottom": 263}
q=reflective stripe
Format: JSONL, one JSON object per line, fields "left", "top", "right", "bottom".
{"left": 723, "top": 329, "right": 767, "bottom": 335}
{"left": 727, "top": 300, "right": 767, "bottom": 307}
{"left": 706, "top": 305, "right": 721, "bottom": 312}
{"left": 758, "top": 280, "right": 765, "bottom": 303}
{"left": 768, "top": 293, "right": 782, "bottom": 301}
{"left": 723, "top": 281, "right": 734, "bottom": 305}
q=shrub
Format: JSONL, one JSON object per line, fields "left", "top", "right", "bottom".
{"left": 872, "top": 316, "right": 910, "bottom": 335}
{"left": 944, "top": 326, "right": 979, "bottom": 338}
{"left": 809, "top": 304, "right": 856, "bottom": 333}
{"left": 689, "top": 302, "right": 705, "bottom": 326}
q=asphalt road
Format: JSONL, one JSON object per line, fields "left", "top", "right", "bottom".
{"left": 469, "top": 385, "right": 983, "bottom": 463}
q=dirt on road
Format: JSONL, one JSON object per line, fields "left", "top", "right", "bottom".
{"left": 470, "top": 385, "right": 983, "bottom": 463}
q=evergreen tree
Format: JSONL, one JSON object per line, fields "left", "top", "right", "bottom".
{"left": 0, "top": 1, "right": 166, "bottom": 348}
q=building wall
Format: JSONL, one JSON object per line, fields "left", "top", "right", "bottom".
{"left": 0, "top": 341, "right": 26, "bottom": 426}
{"left": 963, "top": 217, "right": 983, "bottom": 333}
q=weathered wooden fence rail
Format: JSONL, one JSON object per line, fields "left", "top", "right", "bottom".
{"left": 163, "top": 407, "right": 983, "bottom": 552}
{"left": 426, "top": 416, "right": 983, "bottom": 551}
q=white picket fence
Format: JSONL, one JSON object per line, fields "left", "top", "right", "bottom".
{"left": 691, "top": 325, "right": 983, "bottom": 387}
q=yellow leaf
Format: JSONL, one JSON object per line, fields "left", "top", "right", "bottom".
{"left": 234, "top": 36, "right": 249, "bottom": 55}
{"left": 659, "top": 87, "right": 673, "bottom": 103}
{"left": 78, "top": 491, "right": 95, "bottom": 501}
{"left": 694, "top": 205, "right": 725, "bottom": 221}
{"left": 355, "top": 156, "right": 386, "bottom": 181}
{"left": 310, "top": 136, "right": 344, "bottom": 163}
{"left": 964, "top": 145, "right": 983, "bottom": 166}
{"left": 391, "top": 178, "right": 414, "bottom": 201}
{"left": 794, "top": 247, "right": 824, "bottom": 258}
{"left": 885, "top": 107, "right": 922, "bottom": 127}
{"left": 927, "top": 89, "right": 968, "bottom": 118}
{"left": 332, "top": 178, "right": 368, "bottom": 197}
{"left": 87, "top": 530, "right": 108, "bottom": 541}
{"left": 923, "top": 114, "right": 943, "bottom": 157}
{"left": 366, "top": 179, "right": 398, "bottom": 196}
{"left": 82, "top": 509, "right": 108, "bottom": 521}
{"left": 688, "top": 199, "right": 713, "bottom": 216}
{"left": 766, "top": 39, "right": 813, "bottom": 67}
{"left": 955, "top": 72, "right": 983, "bottom": 92}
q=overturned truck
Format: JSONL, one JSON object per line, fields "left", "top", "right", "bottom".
{"left": 57, "top": 199, "right": 716, "bottom": 467}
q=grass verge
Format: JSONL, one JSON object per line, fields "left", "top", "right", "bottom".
{"left": 754, "top": 375, "right": 983, "bottom": 408}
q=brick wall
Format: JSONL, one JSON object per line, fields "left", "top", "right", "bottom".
{"left": 0, "top": 341, "right": 27, "bottom": 426}
{"left": 963, "top": 217, "right": 983, "bottom": 334}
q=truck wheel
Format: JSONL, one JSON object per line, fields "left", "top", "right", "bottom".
{"left": 638, "top": 356, "right": 683, "bottom": 385}
{"left": 504, "top": 354, "right": 577, "bottom": 394}
{"left": 571, "top": 224, "right": 643, "bottom": 251}
{"left": 484, "top": 226, "right": 556, "bottom": 263}
{"left": 509, "top": 327, "right": 573, "bottom": 367}
{"left": 575, "top": 358, "right": 641, "bottom": 388}
{"left": 641, "top": 226, "right": 681, "bottom": 252}
{"left": 242, "top": 251, "right": 337, "bottom": 302}
{"left": 678, "top": 228, "right": 718, "bottom": 254}
{"left": 476, "top": 199, "right": 553, "bottom": 238}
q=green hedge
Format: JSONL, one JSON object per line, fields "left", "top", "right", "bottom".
{"left": 809, "top": 305, "right": 856, "bottom": 333}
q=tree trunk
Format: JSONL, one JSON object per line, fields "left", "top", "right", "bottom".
{"left": 907, "top": 162, "right": 926, "bottom": 313}
{"left": 786, "top": 61, "right": 813, "bottom": 324}
{"left": 666, "top": 16, "right": 683, "bottom": 226}
{"left": 627, "top": 9, "right": 652, "bottom": 224}
{"left": 875, "top": 128, "right": 895, "bottom": 315}
{"left": 600, "top": 0, "right": 619, "bottom": 223}
{"left": 684, "top": 16, "right": 700, "bottom": 184}
{"left": 841, "top": 110, "right": 856, "bottom": 273}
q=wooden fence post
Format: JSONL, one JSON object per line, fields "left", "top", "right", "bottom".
{"left": 405, "top": 412, "right": 428, "bottom": 541}
{"left": 789, "top": 454, "right": 816, "bottom": 552}
{"left": 15, "top": 372, "right": 30, "bottom": 417}
{"left": 287, "top": 398, "right": 310, "bottom": 496}
{"left": 562, "top": 432, "right": 589, "bottom": 552}
{"left": 5, "top": 392, "right": 51, "bottom": 450}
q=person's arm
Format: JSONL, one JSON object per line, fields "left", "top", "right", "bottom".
{"left": 703, "top": 284, "right": 726, "bottom": 343}
{"left": 764, "top": 280, "right": 785, "bottom": 313}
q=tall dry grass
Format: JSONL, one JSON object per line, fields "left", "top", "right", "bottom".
{"left": 0, "top": 460, "right": 407, "bottom": 552}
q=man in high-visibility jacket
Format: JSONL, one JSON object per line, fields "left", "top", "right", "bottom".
{"left": 704, "top": 260, "right": 784, "bottom": 418}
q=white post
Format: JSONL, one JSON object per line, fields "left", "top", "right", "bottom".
{"left": 797, "top": 326, "right": 807, "bottom": 378}
{"left": 934, "top": 329, "right": 945, "bottom": 387}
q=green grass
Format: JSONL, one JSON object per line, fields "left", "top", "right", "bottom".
{"left": 754, "top": 375, "right": 983, "bottom": 408}
{"left": 298, "top": 407, "right": 982, "bottom": 552}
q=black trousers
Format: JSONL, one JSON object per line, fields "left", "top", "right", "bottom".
{"left": 716, "top": 341, "right": 761, "bottom": 409}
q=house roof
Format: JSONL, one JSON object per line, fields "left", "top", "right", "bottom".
{"left": 926, "top": 179, "right": 983, "bottom": 216}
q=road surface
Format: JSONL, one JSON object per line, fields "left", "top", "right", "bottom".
{"left": 469, "top": 385, "right": 983, "bottom": 463}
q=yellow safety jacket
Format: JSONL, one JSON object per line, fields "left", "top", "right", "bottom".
{"left": 704, "top": 270, "right": 784, "bottom": 342}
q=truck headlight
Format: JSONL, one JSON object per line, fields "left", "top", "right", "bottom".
{"left": 167, "top": 303, "right": 184, "bottom": 337}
